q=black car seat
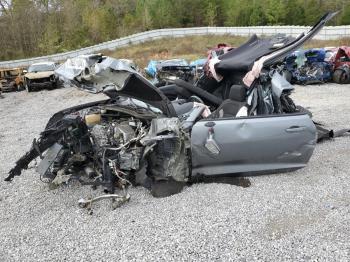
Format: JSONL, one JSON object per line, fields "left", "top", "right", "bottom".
{"left": 158, "top": 84, "right": 192, "bottom": 100}
{"left": 157, "top": 84, "right": 200, "bottom": 116}
{"left": 174, "top": 79, "right": 223, "bottom": 106}
{"left": 211, "top": 85, "right": 248, "bottom": 118}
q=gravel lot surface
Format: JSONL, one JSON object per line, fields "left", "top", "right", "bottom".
{"left": 0, "top": 84, "right": 349, "bottom": 261}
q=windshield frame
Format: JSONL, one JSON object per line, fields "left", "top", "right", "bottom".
{"left": 28, "top": 64, "right": 55, "bottom": 73}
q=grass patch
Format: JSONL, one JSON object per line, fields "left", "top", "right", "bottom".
{"left": 105, "top": 35, "right": 247, "bottom": 68}
{"left": 104, "top": 35, "right": 350, "bottom": 69}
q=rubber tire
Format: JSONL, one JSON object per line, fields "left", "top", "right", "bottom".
{"left": 17, "top": 84, "right": 24, "bottom": 92}
{"left": 48, "top": 82, "right": 57, "bottom": 90}
{"left": 56, "top": 80, "right": 64, "bottom": 89}
{"left": 25, "top": 83, "right": 32, "bottom": 92}
{"left": 333, "top": 69, "right": 350, "bottom": 84}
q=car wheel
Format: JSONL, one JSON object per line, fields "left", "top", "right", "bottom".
{"left": 17, "top": 84, "right": 24, "bottom": 92}
{"left": 334, "top": 68, "right": 350, "bottom": 84}
{"left": 57, "top": 80, "right": 64, "bottom": 89}
{"left": 48, "top": 84, "right": 56, "bottom": 90}
{"left": 53, "top": 80, "right": 58, "bottom": 89}
{"left": 25, "top": 83, "right": 32, "bottom": 92}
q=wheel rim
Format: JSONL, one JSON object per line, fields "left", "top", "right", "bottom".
{"left": 342, "top": 72, "right": 350, "bottom": 83}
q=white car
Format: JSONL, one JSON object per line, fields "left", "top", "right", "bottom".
{"left": 24, "top": 62, "right": 58, "bottom": 92}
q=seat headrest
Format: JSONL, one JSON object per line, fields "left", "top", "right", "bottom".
{"left": 229, "top": 85, "right": 246, "bottom": 102}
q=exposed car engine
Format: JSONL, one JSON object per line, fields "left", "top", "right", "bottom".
{"left": 13, "top": 93, "right": 201, "bottom": 214}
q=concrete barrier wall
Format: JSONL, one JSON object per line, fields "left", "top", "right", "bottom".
{"left": 1, "top": 25, "right": 349, "bottom": 69}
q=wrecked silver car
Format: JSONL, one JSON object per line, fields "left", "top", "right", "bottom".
{"left": 6, "top": 13, "right": 343, "bottom": 211}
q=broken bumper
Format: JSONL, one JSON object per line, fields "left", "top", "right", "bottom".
{"left": 29, "top": 81, "right": 56, "bottom": 89}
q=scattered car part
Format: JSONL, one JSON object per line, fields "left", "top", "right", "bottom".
{"left": 314, "top": 122, "right": 350, "bottom": 142}
{"left": 79, "top": 193, "right": 131, "bottom": 214}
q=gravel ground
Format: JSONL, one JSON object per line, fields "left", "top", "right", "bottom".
{"left": 0, "top": 84, "right": 349, "bottom": 261}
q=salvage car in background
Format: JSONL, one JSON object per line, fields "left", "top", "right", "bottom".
{"left": 144, "top": 59, "right": 195, "bottom": 87}
{"left": 283, "top": 48, "right": 332, "bottom": 85}
{"left": 331, "top": 46, "right": 350, "bottom": 84}
{"left": 155, "top": 59, "right": 194, "bottom": 86}
{"left": 6, "top": 12, "right": 338, "bottom": 211}
{"left": 0, "top": 67, "right": 25, "bottom": 92}
{"left": 24, "top": 62, "right": 58, "bottom": 92}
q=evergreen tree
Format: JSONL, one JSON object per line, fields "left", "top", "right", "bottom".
{"left": 340, "top": 3, "right": 350, "bottom": 25}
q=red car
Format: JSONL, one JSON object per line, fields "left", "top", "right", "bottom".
{"left": 330, "top": 46, "right": 350, "bottom": 84}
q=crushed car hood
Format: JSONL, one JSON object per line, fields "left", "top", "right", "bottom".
{"left": 55, "top": 56, "right": 140, "bottom": 93}
{"left": 57, "top": 55, "right": 176, "bottom": 116}
{"left": 25, "top": 71, "right": 55, "bottom": 79}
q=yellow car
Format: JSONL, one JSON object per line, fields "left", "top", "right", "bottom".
{"left": 0, "top": 68, "right": 25, "bottom": 92}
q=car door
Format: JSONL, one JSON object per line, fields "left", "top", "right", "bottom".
{"left": 190, "top": 113, "right": 317, "bottom": 176}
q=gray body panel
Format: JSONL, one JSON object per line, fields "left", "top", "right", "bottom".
{"left": 191, "top": 113, "right": 317, "bottom": 176}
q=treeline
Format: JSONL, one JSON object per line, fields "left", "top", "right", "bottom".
{"left": 0, "top": 0, "right": 350, "bottom": 61}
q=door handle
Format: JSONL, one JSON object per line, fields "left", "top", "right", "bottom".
{"left": 285, "top": 126, "right": 306, "bottom": 133}
{"left": 205, "top": 121, "right": 216, "bottom": 127}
